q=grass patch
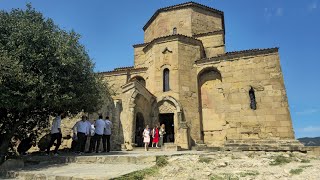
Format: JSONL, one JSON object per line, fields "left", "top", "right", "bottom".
{"left": 289, "top": 168, "right": 303, "bottom": 175}
{"left": 247, "top": 153, "right": 255, "bottom": 158}
{"left": 156, "top": 156, "right": 168, "bottom": 167}
{"left": 239, "top": 170, "right": 259, "bottom": 177}
{"left": 231, "top": 155, "right": 241, "bottom": 160}
{"left": 299, "top": 165, "right": 312, "bottom": 169}
{"left": 112, "top": 166, "right": 159, "bottom": 180}
{"left": 211, "top": 174, "right": 239, "bottom": 180}
{"left": 113, "top": 156, "right": 168, "bottom": 180}
{"left": 301, "top": 159, "right": 310, "bottom": 163}
{"left": 198, "top": 156, "right": 213, "bottom": 163}
{"left": 269, "top": 155, "right": 292, "bottom": 166}
{"left": 211, "top": 175, "right": 225, "bottom": 180}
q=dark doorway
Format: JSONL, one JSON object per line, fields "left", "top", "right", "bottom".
{"left": 135, "top": 112, "right": 144, "bottom": 147}
{"left": 159, "top": 113, "right": 174, "bottom": 143}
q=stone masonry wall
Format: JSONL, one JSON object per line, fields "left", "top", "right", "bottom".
{"left": 191, "top": 7, "right": 223, "bottom": 35}
{"left": 195, "top": 33, "right": 225, "bottom": 58}
{"left": 143, "top": 40, "right": 180, "bottom": 99}
{"left": 177, "top": 42, "right": 202, "bottom": 145}
{"left": 196, "top": 52, "right": 294, "bottom": 146}
{"left": 144, "top": 9, "right": 192, "bottom": 43}
{"left": 133, "top": 46, "right": 146, "bottom": 68}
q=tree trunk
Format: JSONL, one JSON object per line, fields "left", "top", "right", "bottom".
{"left": 0, "top": 139, "right": 9, "bottom": 165}
{"left": 0, "top": 117, "right": 23, "bottom": 164}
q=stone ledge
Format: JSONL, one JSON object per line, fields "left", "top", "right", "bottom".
{"left": 224, "top": 139, "right": 305, "bottom": 152}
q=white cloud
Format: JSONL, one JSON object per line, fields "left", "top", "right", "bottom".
{"left": 264, "top": 7, "right": 284, "bottom": 21}
{"left": 308, "top": 1, "right": 318, "bottom": 12}
{"left": 276, "top": 8, "right": 283, "bottom": 16}
{"left": 298, "top": 126, "right": 320, "bottom": 132}
{"left": 295, "top": 108, "right": 319, "bottom": 115}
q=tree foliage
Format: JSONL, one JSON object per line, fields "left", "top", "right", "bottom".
{"left": 0, "top": 5, "right": 107, "bottom": 158}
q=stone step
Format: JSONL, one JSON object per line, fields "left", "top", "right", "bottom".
{"left": 133, "top": 147, "right": 163, "bottom": 151}
{"left": 163, "top": 143, "right": 182, "bottom": 151}
{"left": 224, "top": 139, "right": 305, "bottom": 151}
{"left": 7, "top": 163, "right": 153, "bottom": 180}
{"left": 22, "top": 153, "right": 157, "bottom": 166}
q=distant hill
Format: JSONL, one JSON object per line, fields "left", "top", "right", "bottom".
{"left": 298, "top": 137, "right": 320, "bottom": 146}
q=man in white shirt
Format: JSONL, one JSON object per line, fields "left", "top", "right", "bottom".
{"left": 46, "top": 111, "right": 65, "bottom": 156}
{"left": 72, "top": 115, "right": 90, "bottom": 154}
{"left": 92, "top": 115, "right": 105, "bottom": 153}
{"left": 102, "top": 116, "right": 112, "bottom": 152}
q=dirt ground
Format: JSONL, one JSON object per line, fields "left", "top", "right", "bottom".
{"left": 147, "top": 151, "right": 320, "bottom": 180}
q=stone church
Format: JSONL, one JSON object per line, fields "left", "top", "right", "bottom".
{"left": 101, "top": 2, "right": 302, "bottom": 150}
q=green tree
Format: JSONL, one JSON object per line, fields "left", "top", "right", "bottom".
{"left": 0, "top": 4, "right": 107, "bottom": 162}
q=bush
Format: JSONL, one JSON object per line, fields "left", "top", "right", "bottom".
{"left": 269, "top": 155, "right": 291, "bottom": 166}
{"left": 301, "top": 159, "right": 310, "bottom": 163}
{"left": 239, "top": 170, "right": 259, "bottom": 177}
{"left": 290, "top": 168, "right": 303, "bottom": 175}
{"left": 156, "top": 156, "right": 168, "bottom": 167}
{"left": 198, "top": 156, "right": 212, "bottom": 163}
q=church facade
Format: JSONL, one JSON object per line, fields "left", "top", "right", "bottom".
{"left": 102, "top": 2, "right": 300, "bottom": 150}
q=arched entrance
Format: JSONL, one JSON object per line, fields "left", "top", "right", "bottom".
{"left": 134, "top": 112, "right": 145, "bottom": 147}
{"left": 159, "top": 113, "right": 174, "bottom": 143}
{"left": 157, "top": 96, "right": 183, "bottom": 144}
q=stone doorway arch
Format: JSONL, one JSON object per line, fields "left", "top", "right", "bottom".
{"left": 156, "top": 96, "right": 189, "bottom": 148}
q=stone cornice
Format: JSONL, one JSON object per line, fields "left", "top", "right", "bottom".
{"left": 132, "top": 43, "right": 148, "bottom": 48}
{"left": 142, "top": 34, "right": 205, "bottom": 57}
{"left": 99, "top": 67, "right": 148, "bottom": 76}
{"left": 143, "top": 1, "right": 224, "bottom": 31}
{"left": 192, "top": 30, "right": 224, "bottom": 38}
{"left": 195, "top": 47, "right": 279, "bottom": 64}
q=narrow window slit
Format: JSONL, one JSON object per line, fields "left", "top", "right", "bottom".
{"left": 163, "top": 68, "right": 170, "bottom": 92}
{"left": 173, "top": 27, "right": 177, "bottom": 35}
{"left": 249, "top": 87, "right": 257, "bottom": 110}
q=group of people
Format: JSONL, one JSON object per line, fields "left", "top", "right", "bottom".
{"left": 17, "top": 112, "right": 171, "bottom": 155}
{"left": 143, "top": 124, "right": 166, "bottom": 151}
{"left": 44, "top": 112, "right": 112, "bottom": 156}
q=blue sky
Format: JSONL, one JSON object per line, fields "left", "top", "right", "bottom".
{"left": 1, "top": 0, "right": 319, "bottom": 138}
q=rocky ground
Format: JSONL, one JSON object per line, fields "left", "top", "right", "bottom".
{"left": 2, "top": 150, "right": 319, "bottom": 180}
{"left": 147, "top": 151, "right": 320, "bottom": 180}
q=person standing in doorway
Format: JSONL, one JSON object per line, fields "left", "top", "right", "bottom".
{"left": 143, "top": 125, "right": 150, "bottom": 151}
{"left": 159, "top": 124, "right": 166, "bottom": 147}
{"left": 72, "top": 115, "right": 90, "bottom": 154}
{"left": 102, "top": 116, "right": 112, "bottom": 153}
{"left": 46, "top": 111, "right": 65, "bottom": 156}
{"left": 151, "top": 125, "right": 159, "bottom": 148}
{"left": 93, "top": 115, "right": 105, "bottom": 153}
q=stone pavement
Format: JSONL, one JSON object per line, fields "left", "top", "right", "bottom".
{"left": 5, "top": 150, "right": 204, "bottom": 179}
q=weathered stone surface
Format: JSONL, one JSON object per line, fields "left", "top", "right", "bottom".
{"left": 99, "top": 2, "right": 296, "bottom": 151}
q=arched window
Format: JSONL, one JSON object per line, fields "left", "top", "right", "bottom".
{"left": 249, "top": 87, "right": 257, "bottom": 110}
{"left": 163, "top": 68, "right": 170, "bottom": 92}
{"left": 173, "top": 27, "right": 177, "bottom": 35}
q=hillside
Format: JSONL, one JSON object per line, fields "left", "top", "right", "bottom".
{"left": 298, "top": 137, "right": 320, "bottom": 146}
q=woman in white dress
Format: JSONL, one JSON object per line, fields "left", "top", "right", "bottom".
{"left": 143, "top": 125, "right": 150, "bottom": 151}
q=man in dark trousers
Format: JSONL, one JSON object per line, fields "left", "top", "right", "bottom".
{"left": 102, "top": 116, "right": 112, "bottom": 152}
{"left": 92, "top": 115, "right": 105, "bottom": 153}
{"left": 73, "top": 115, "right": 90, "bottom": 154}
{"left": 46, "top": 111, "right": 65, "bottom": 156}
